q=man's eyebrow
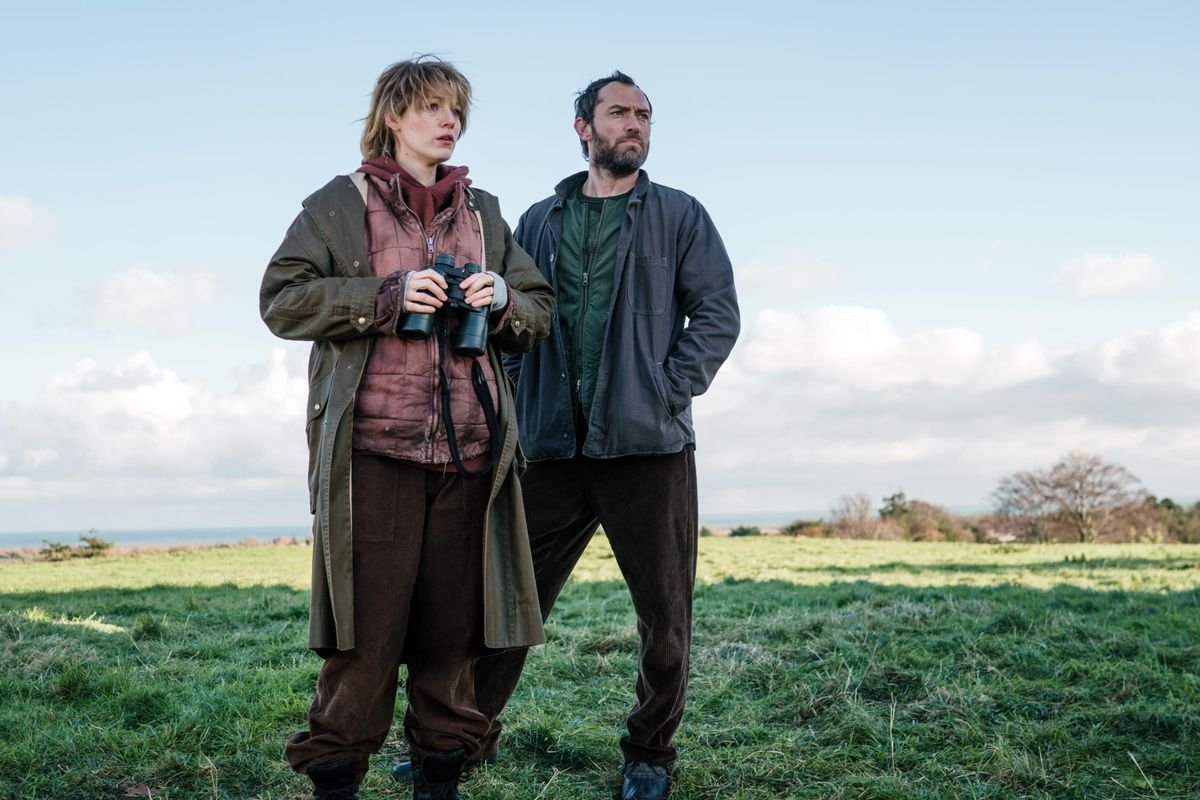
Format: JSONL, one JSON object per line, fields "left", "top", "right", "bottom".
{"left": 605, "top": 103, "right": 651, "bottom": 114}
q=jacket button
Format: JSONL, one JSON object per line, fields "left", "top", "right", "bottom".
{"left": 313, "top": 403, "right": 321, "bottom": 411}
{"left": 329, "top": 211, "right": 336, "bottom": 217}
{"left": 358, "top": 316, "right": 367, "bottom": 325}
{"left": 562, "top": 432, "right": 570, "bottom": 439}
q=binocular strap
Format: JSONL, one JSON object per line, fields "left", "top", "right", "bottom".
{"left": 435, "top": 327, "right": 499, "bottom": 479}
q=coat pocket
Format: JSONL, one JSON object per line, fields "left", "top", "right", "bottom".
{"left": 306, "top": 368, "right": 336, "bottom": 514}
{"left": 650, "top": 362, "right": 680, "bottom": 417}
{"left": 628, "top": 255, "right": 670, "bottom": 315}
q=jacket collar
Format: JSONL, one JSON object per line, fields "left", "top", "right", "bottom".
{"left": 552, "top": 169, "right": 650, "bottom": 205}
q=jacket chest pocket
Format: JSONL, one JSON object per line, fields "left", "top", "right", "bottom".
{"left": 627, "top": 255, "right": 671, "bottom": 315}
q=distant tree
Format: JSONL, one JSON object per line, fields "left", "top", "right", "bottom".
{"left": 906, "top": 500, "right": 974, "bottom": 542}
{"left": 40, "top": 540, "right": 72, "bottom": 561}
{"left": 992, "top": 452, "right": 1146, "bottom": 543}
{"left": 829, "top": 492, "right": 874, "bottom": 538}
{"left": 1152, "top": 497, "right": 1200, "bottom": 543}
{"left": 879, "top": 492, "right": 910, "bottom": 519}
{"left": 993, "top": 471, "right": 1054, "bottom": 543}
{"left": 1046, "top": 452, "right": 1145, "bottom": 542}
{"left": 729, "top": 525, "right": 762, "bottom": 537}
{"left": 781, "top": 519, "right": 829, "bottom": 537}
{"left": 79, "top": 528, "right": 113, "bottom": 557}
{"left": 831, "top": 492, "right": 872, "bottom": 524}
{"left": 876, "top": 498, "right": 968, "bottom": 541}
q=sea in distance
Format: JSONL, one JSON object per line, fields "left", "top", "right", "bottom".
{"left": 0, "top": 512, "right": 829, "bottom": 551}
{"left": 0, "top": 525, "right": 312, "bottom": 551}
{"left": 0, "top": 505, "right": 1021, "bottom": 551}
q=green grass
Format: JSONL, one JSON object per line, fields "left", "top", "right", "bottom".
{"left": 2, "top": 538, "right": 1198, "bottom": 799}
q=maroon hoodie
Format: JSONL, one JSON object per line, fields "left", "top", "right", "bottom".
{"left": 357, "top": 156, "right": 470, "bottom": 229}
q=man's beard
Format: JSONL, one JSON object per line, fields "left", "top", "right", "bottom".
{"left": 592, "top": 132, "right": 648, "bottom": 177}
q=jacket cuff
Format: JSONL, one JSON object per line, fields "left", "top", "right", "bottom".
{"left": 489, "top": 272, "right": 509, "bottom": 312}
{"left": 489, "top": 295, "right": 515, "bottom": 333}
{"left": 350, "top": 278, "right": 382, "bottom": 333}
{"left": 372, "top": 271, "right": 405, "bottom": 334}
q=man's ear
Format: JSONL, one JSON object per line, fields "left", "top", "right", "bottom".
{"left": 574, "top": 117, "right": 591, "bottom": 143}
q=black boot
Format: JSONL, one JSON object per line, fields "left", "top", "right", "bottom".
{"left": 392, "top": 754, "right": 495, "bottom": 783}
{"left": 307, "top": 758, "right": 360, "bottom": 800}
{"left": 412, "top": 748, "right": 467, "bottom": 800}
{"left": 621, "top": 761, "right": 670, "bottom": 800}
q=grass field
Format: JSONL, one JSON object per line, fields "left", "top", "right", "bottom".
{"left": 1, "top": 537, "right": 1197, "bottom": 799}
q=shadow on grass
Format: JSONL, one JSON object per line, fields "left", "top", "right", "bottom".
{"left": 1, "top": 577, "right": 1198, "bottom": 799}
{"left": 495, "top": 576, "right": 1200, "bottom": 799}
{"left": 762, "top": 554, "right": 1200, "bottom": 576}
{"left": 0, "top": 582, "right": 314, "bottom": 800}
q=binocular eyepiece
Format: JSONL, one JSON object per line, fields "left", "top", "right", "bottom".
{"left": 398, "top": 253, "right": 490, "bottom": 357}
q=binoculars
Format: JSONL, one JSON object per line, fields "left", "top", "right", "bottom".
{"left": 398, "top": 253, "right": 490, "bottom": 357}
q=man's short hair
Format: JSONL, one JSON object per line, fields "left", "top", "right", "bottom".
{"left": 574, "top": 71, "right": 653, "bottom": 159}
{"left": 360, "top": 56, "right": 472, "bottom": 159}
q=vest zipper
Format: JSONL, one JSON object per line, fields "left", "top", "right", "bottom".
{"left": 418, "top": 222, "right": 437, "bottom": 462}
{"left": 575, "top": 199, "right": 605, "bottom": 413}
{"left": 576, "top": 269, "right": 589, "bottom": 402}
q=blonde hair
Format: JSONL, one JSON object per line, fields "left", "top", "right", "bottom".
{"left": 360, "top": 56, "right": 472, "bottom": 159}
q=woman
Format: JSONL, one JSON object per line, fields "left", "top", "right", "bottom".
{"left": 260, "top": 57, "right": 553, "bottom": 800}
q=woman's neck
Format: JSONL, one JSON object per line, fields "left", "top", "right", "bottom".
{"left": 394, "top": 154, "right": 437, "bottom": 186}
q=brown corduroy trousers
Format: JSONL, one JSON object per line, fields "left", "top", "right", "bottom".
{"left": 463, "top": 446, "right": 698, "bottom": 768}
{"left": 285, "top": 454, "right": 491, "bottom": 778}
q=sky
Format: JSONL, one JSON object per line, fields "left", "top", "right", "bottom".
{"left": 1, "top": 1, "right": 1198, "bottom": 532}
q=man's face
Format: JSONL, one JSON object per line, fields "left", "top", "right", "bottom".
{"left": 578, "top": 82, "right": 651, "bottom": 176}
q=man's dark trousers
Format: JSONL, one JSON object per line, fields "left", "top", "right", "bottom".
{"left": 472, "top": 446, "right": 698, "bottom": 767}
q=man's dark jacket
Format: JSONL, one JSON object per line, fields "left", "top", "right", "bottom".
{"left": 509, "top": 170, "right": 740, "bottom": 459}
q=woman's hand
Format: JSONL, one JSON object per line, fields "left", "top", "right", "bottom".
{"left": 460, "top": 270, "right": 497, "bottom": 308}
{"left": 404, "top": 269, "right": 448, "bottom": 313}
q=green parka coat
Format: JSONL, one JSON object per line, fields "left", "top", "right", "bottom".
{"left": 260, "top": 173, "right": 553, "bottom": 652}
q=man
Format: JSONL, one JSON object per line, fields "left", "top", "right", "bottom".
{"left": 395, "top": 70, "right": 739, "bottom": 799}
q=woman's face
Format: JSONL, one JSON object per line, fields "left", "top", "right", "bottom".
{"left": 389, "top": 91, "right": 462, "bottom": 170}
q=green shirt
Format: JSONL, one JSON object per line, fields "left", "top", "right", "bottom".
{"left": 557, "top": 186, "right": 630, "bottom": 421}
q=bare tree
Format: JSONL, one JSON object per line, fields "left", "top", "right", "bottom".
{"left": 829, "top": 492, "right": 876, "bottom": 538}
{"left": 993, "top": 470, "right": 1054, "bottom": 543}
{"left": 992, "top": 452, "right": 1146, "bottom": 543}
{"left": 1045, "top": 451, "right": 1145, "bottom": 542}
{"left": 830, "top": 492, "right": 873, "bottom": 524}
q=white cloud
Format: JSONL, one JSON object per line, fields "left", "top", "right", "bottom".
{"left": 5, "top": 308, "right": 1200, "bottom": 529}
{"left": 1078, "top": 312, "right": 1200, "bottom": 390}
{"left": 1060, "top": 253, "right": 1162, "bottom": 296}
{"left": 0, "top": 195, "right": 54, "bottom": 250}
{"left": 2, "top": 348, "right": 306, "bottom": 487}
{"left": 0, "top": 476, "right": 46, "bottom": 502}
{"left": 84, "top": 267, "right": 220, "bottom": 335}
{"left": 0, "top": 345, "right": 321, "bottom": 529}
{"left": 23, "top": 449, "right": 59, "bottom": 470}
{"left": 738, "top": 306, "right": 1052, "bottom": 390}
{"left": 693, "top": 308, "right": 1200, "bottom": 515}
